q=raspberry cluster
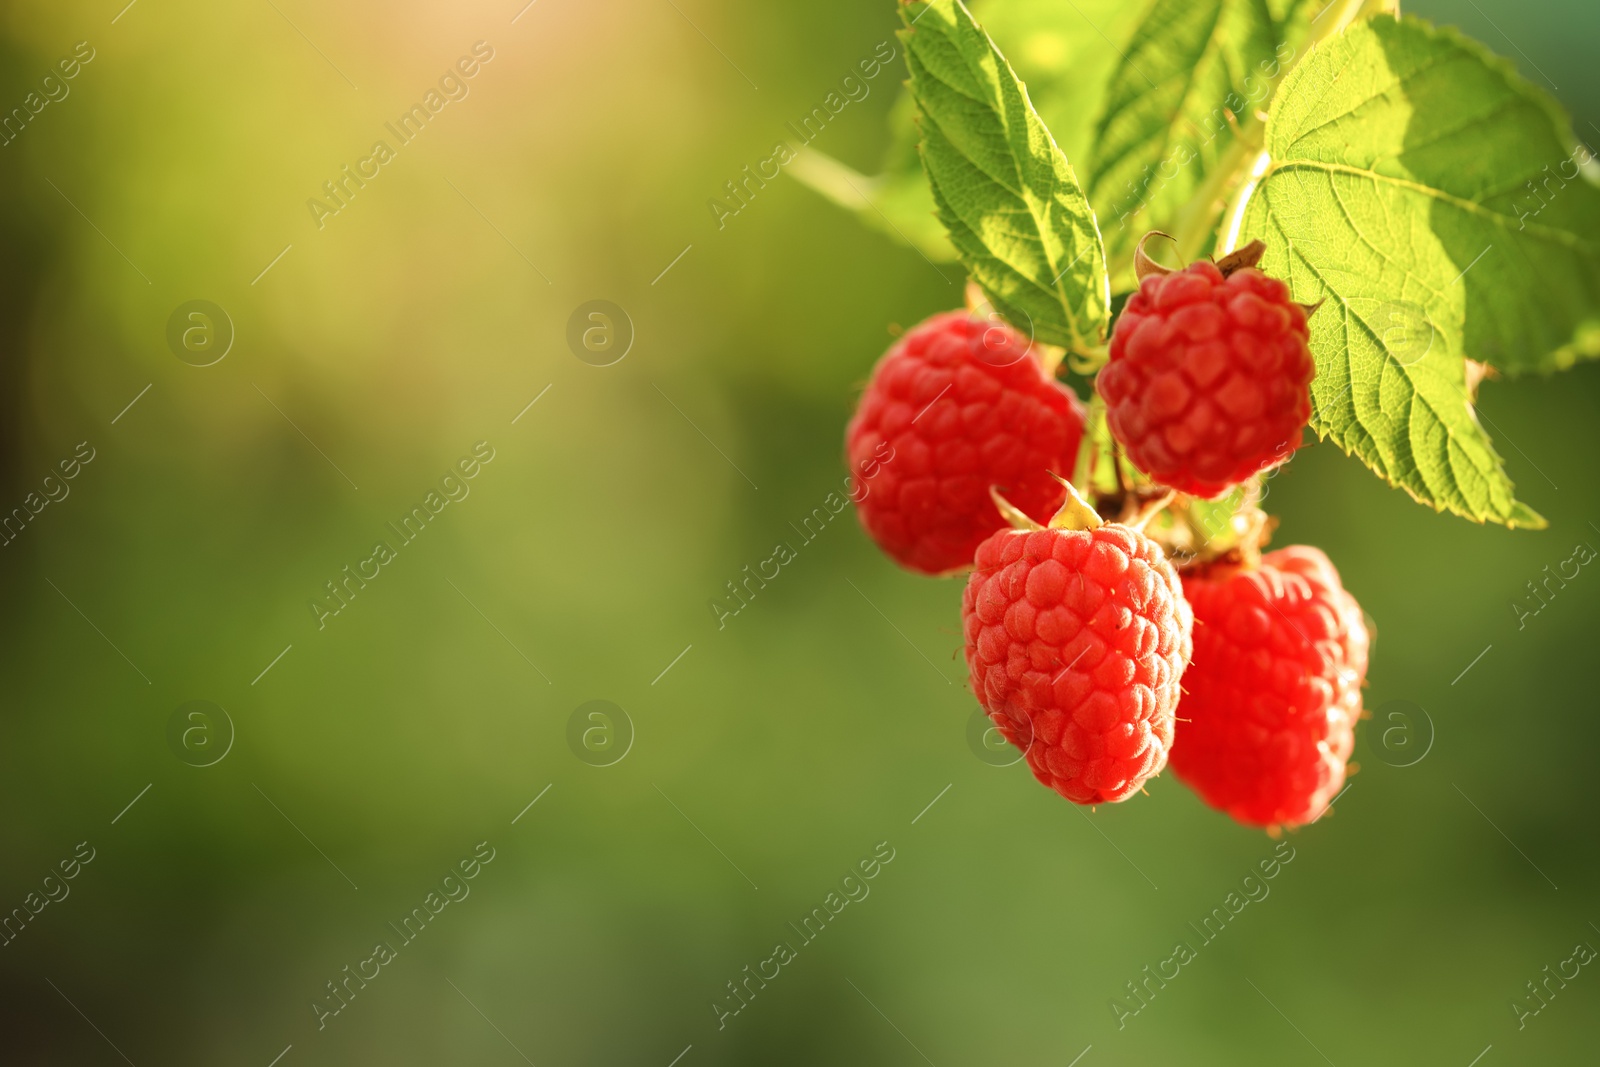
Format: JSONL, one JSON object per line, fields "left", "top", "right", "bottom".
{"left": 845, "top": 242, "right": 1367, "bottom": 831}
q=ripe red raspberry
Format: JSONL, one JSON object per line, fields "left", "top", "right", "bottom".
{"left": 1170, "top": 546, "right": 1368, "bottom": 828}
{"left": 847, "top": 311, "right": 1086, "bottom": 575}
{"left": 1097, "top": 255, "right": 1314, "bottom": 498}
{"left": 962, "top": 502, "right": 1192, "bottom": 804}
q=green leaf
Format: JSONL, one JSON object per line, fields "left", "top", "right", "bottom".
{"left": 1267, "top": 0, "right": 1337, "bottom": 51}
{"left": 1086, "top": 0, "right": 1284, "bottom": 273}
{"left": 1238, "top": 15, "right": 1600, "bottom": 527}
{"left": 900, "top": 0, "right": 1109, "bottom": 353}
{"left": 792, "top": 0, "right": 1138, "bottom": 266}
{"left": 975, "top": 0, "right": 1144, "bottom": 164}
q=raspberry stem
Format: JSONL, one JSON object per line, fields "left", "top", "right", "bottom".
{"left": 1128, "top": 491, "right": 1177, "bottom": 533}
{"left": 1152, "top": 0, "right": 1379, "bottom": 270}
{"left": 1218, "top": 0, "right": 1385, "bottom": 256}
{"left": 1110, "top": 439, "right": 1135, "bottom": 495}
{"left": 1167, "top": 134, "right": 1262, "bottom": 263}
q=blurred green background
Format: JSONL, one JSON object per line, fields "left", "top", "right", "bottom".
{"left": 0, "top": 0, "right": 1596, "bottom": 1063}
